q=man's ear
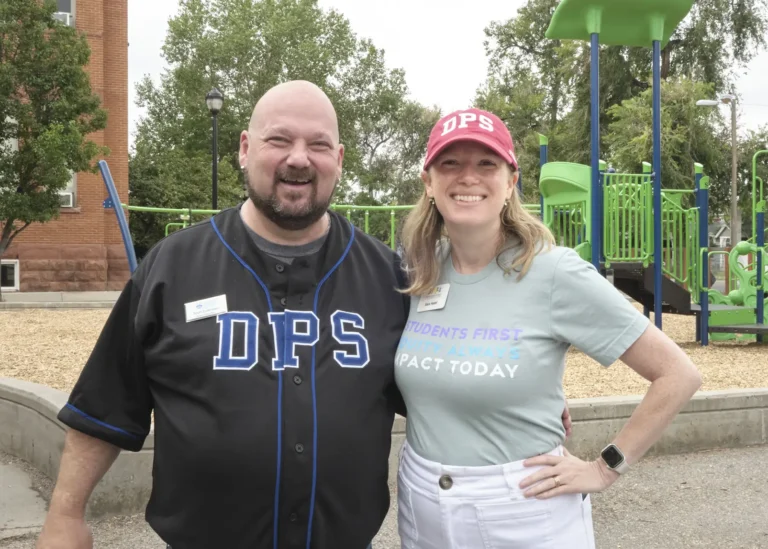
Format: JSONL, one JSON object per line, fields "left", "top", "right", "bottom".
{"left": 239, "top": 130, "right": 250, "bottom": 169}
{"left": 337, "top": 143, "right": 345, "bottom": 179}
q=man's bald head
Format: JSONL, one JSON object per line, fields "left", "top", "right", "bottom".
{"left": 238, "top": 80, "right": 345, "bottom": 235}
{"left": 248, "top": 80, "right": 339, "bottom": 142}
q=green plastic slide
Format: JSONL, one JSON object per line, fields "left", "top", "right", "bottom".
{"left": 539, "top": 162, "right": 593, "bottom": 261}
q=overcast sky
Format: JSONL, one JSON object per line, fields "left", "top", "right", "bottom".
{"left": 127, "top": 0, "right": 768, "bottom": 150}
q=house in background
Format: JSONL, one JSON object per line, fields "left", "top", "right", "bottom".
{"left": 708, "top": 219, "right": 732, "bottom": 249}
{"left": 0, "top": 0, "right": 130, "bottom": 294}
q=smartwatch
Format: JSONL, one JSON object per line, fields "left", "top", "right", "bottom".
{"left": 600, "top": 443, "right": 629, "bottom": 474}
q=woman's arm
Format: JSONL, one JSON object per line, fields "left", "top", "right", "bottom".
{"left": 606, "top": 323, "right": 702, "bottom": 468}
{"left": 520, "top": 323, "right": 701, "bottom": 498}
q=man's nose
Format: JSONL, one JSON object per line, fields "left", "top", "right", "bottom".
{"left": 286, "top": 143, "right": 311, "bottom": 169}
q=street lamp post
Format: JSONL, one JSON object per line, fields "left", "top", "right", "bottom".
{"left": 696, "top": 94, "right": 739, "bottom": 245}
{"left": 206, "top": 87, "right": 224, "bottom": 210}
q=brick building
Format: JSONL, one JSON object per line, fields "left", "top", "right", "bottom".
{"left": 0, "top": 0, "right": 130, "bottom": 294}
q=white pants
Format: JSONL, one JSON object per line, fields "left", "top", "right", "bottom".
{"left": 397, "top": 441, "right": 596, "bottom": 549}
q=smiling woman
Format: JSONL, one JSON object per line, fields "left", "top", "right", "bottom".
{"left": 392, "top": 107, "right": 703, "bottom": 549}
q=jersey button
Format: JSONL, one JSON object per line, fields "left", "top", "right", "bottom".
{"left": 438, "top": 474, "right": 453, "bottom": 490}
{"left": 293, "top": 374, "right": 302, "bottom": 385}
{"left": 289, "top": 513, "right": 298, "bottom": 522}
{"left": 295, "top": 443, "right": 304, "bottom": 453}
{"left": 275, "top": 263, "right": 285, "bottom": 273}
{"left": 280, "top": 297, "right": 287, "bottom": 306}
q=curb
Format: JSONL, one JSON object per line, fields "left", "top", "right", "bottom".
{"left": 1, "top": 377, "right": 766, "bottom": 518}
{"left": 0, "top": 302, "right": 116, "bottom": 310}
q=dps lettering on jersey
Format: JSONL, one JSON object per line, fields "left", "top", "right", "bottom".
{"left": 214, "top": 310, "right": 370, "bottom": 371}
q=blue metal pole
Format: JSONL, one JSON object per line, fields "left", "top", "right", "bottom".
{"left": 590, "top": 33, "right": 600, "bottom": 271}
{"left": 757, "top": 205, "right": 765, "bottom": 343}
{"left": 694, "top": 169, "right": 702, "bottom": 343}
{"left": 99, "top": 160, "right": 138, "bottom": 274}
{"left": 652, "top": 40, "right": 663, "bottom": 329}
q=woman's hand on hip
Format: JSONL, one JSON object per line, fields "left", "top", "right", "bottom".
{"left": 518, "top": 448, "right": 619, "bottom": 499}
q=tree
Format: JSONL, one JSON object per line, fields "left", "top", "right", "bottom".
{"left": 0, "top": 0, "right": 108, "bottom": 276}
{"left": 605, "top": 79, "right": 732, "bottom": 211}
{"left": 130, "top": 0, "right": 434, "bottom": 255}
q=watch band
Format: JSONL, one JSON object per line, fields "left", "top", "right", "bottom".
{"left": 612, "top": 458, "right": 630, "bottom": 474}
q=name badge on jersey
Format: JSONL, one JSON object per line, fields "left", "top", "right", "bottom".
{"left": 417, "top": 283, "right": 450, "bottom": 312}
{"left": 185, "top": 294, "right": 228, "bottom": 322}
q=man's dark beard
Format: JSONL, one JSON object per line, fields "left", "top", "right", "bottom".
{"left": 244, "top": 168, "right": 334, "bottom": 231}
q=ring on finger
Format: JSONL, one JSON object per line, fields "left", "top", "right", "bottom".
{"left": 553, "top": 476, "right": 561, "bottom": 488}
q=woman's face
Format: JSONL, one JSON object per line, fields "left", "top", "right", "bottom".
{"left": 422, "top": 141, "right": 516, "bottom": 231}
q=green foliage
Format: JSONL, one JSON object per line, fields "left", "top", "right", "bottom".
{"left": 129, "top": 0, "right": 438, "bottom": 256}
{"left": 606, "top": 80, "right": 724, "bottom": 183}
{"left": 0, "top": 0, "right": 108, "bottom": 257}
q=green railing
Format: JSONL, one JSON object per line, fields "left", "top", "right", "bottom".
{"left": 547, "top": 201, "right": 588, "bottom": 248}
{"left": 660, "top": 190, "right": 698, "bottom": 290}
{"left": 123, "top": 202, "right": 543, "bottom": 251}
{"left": 602, "top": 174, "right": 653, "bottom": 267}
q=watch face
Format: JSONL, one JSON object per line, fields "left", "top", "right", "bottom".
{"left": 602, "top": 445, "right": 624, "bottom": 468}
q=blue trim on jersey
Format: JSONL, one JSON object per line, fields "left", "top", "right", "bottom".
{"left": 306, "top": 221, "right": 356, "bottom": 549}
{"left": 64, "top": 403, "right": 141, "bottom": 440}
{"left": 210, "top": 217, "right": 282, "bottom": 549}
{"left": 211, "top": 216, "right": 357, "bottom": 549}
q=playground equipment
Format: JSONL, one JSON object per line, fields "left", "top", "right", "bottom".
{"left": 100, "top": 0, "right": 764, "bottom": 347}
{"left": 537, "top": 0, "right": 766, "bottom": 345}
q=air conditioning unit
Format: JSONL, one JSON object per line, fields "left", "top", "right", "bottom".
{"left": 53, "top": 12, "right": 74, "bottom": 27}
{"left": 59, "top": 191, "right": 74, "bottom": 208}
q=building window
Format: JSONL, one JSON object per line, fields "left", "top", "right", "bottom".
{"left": 59, "top": 172, "right": 76, "bottom": 208}
{"left": 1, "top": 260, "right": 20, "bottom": 292}
{"left": 54, "top": 0, "right": 75, "bottom": 26}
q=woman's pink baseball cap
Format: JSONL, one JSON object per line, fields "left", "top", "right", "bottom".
{"left": 423, "top": 108, "right": 519, "bottom": 171}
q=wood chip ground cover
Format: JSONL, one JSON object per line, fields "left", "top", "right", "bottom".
{"left": 1, "top": 308, "right": 766, "bottom": 399}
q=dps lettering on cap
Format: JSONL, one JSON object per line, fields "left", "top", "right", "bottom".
{"left": 417, "top": 284, "right": 450, "bottom": 313}
{"left": 440, "top": 112, "right": 495, "bottom": 136}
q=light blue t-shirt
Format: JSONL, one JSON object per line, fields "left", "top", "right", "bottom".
{"left": 394, "top": 244, "right": 650, "bottom": 466}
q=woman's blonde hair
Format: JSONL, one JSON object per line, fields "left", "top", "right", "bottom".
{"left": 399, "top": 168, "right": 555, "bottom": 296}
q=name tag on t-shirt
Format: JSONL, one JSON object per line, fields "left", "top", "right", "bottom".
{"left": 417, "top": 284, "right": 450, "bottom": 312}
{"left": 185, "top": 294, "right": 228, "bottom": 322}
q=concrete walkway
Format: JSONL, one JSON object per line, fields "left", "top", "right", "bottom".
{"left": 0, "top": 461, "right": 47, "bottom": 541}
{"left": 2, "top": 445, "right": 766, "bottom": 548}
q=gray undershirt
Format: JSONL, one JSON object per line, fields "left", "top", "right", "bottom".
{"left": 240, "top": 210, "right": 328, "bottom": 263}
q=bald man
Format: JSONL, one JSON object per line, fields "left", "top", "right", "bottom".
{"left": 37, "top": 81, "right": 409, "bottom": 549}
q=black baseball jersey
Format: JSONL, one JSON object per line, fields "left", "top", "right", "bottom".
{"left": 57, "top": 205, "right": 410, "bottom": 549}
